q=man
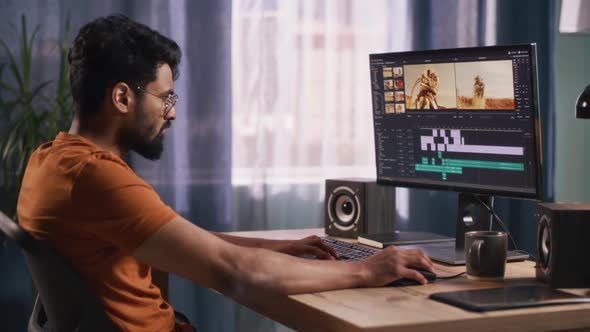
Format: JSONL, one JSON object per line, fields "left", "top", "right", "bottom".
{"left": 17, "top": 15, "right": 433, "bottom": 332}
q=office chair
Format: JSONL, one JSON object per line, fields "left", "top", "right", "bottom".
{"left": 0, "top": 211, "right": 115, "bottom": 332}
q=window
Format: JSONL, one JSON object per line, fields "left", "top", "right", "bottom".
{"left": 231, "top": 1, "right": 410, "bottom": 185}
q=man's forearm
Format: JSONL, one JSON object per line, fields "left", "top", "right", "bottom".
{"left": 230, "top": 246, "right": 367, "bottom": 299}
{"left": 212, "top": 232, "right": 338, "bottom": 260}
{"left": 211, "top": 231, "right": 280, "bottom": 250}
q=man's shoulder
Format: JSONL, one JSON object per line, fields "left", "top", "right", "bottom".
{"left": 55, "top": 134, "right": 128, "bottom": 169}
{"left": 73, "top": 152, "right": 139, "bottom": 189}
{"left": 84, "top": 151, "right": 131, "bottom": 172}
{"left": 31, "top": 133, "right": 129, "bottom": 175}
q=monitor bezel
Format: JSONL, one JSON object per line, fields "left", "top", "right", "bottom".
{"left": 370, "top": 44, "right": 544, "bottom": 200}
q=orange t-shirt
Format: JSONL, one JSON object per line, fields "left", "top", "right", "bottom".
{"left": 17, "top": 132, "right": 187, "bottom": 332}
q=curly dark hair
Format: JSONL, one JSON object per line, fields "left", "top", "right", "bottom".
{"left": 68, "top": 14, "right": 182, "bottom": 116}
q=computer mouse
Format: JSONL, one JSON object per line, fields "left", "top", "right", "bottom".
{"left": 388, "top": 267, "right": 437, "bottom": 287}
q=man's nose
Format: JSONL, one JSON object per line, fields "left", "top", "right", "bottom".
{"left": 165, "top": 106, "right": 176, "bottom": 120}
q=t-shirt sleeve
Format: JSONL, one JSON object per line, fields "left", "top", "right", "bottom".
{"left": 71, "top": 154, "right": 178, "bottom": 252}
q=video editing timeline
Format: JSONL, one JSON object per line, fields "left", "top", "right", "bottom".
{"left": 416, "top": 128, "right": 527, "bottom": 183}
{"left": 370, "top": 45, "right": 539, "bottom": 195}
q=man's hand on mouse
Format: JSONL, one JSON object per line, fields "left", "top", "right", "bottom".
{"left": 360, "top": 247, "right": 434, "bottom": 286}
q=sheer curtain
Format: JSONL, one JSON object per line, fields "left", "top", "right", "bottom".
{"left": 229, "top": 0, "right": 511, "bottom": 233}
{"left": 231, "top": 0, "right": 412, "bottom": 231}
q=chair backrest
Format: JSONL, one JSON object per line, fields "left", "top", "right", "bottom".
{"left": 0, "top": 212, "right": 114, "bottom": 332}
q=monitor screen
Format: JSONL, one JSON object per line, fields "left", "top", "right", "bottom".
{"left": 370, "top": 44, "right": 543, "bottom": 199}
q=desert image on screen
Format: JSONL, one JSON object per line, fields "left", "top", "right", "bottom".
{"left": 454, "top": 60, "right": 515, "bottom": 109}
{"left": 403, "top": 60, "right": 515, "bottom": 110}
{"left": 403, "top": 63, "right": 457, "bottom": 109}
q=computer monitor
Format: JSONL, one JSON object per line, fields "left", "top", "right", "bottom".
{"left": 369, "top": 44, "right": 543, "bottom": 264}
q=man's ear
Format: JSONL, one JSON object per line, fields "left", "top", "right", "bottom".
{"left": 112, "top": 82, "right": 134, "bottom": 114}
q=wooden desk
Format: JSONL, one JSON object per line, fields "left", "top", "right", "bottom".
{"left": 228, "top": 228, "right": 590, "bottom": 332}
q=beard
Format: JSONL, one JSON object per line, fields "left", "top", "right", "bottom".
{"left": 132, "top": 130, "right": 166, "bottom": 160}
{"left": 124, "top": 102, "right": 171, "bottom": 161}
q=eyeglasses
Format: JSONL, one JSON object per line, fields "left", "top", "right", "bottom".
{"left": 136, "top": 86, "right": 178, "bottom": 117}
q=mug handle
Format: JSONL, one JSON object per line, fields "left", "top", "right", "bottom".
{"left": 469, "top": 239, "right": 484, "bottom": 271}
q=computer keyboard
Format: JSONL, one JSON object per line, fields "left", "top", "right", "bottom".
{"left": 321, "top": 237, "right": 377, "bottom": 261}
{"left": 322, "top": 237, "right": 529, "bottom": 266}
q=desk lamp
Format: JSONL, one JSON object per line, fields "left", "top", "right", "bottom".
{"left": 559, "top": 0, "right": 590, "bottom": 118}
{"left": 577, "top": 85, "right": 590, "bottom": 119}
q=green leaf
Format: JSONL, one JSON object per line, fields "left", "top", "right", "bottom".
{"left": 53, "top": 29, "right": 73, "bottom": 132}
{"left": 0, "top": 39, "right": 24, "bottom": 92}
{"left": 0, "top": 79, "right": 18, "bottom": 95}
{"left": 0, "top": 100, "right": 16, "bottom": 121}
{"left": 15, "top": 148, "right": 29, "bottom": 185}
{"left": 21, "top": 15, "right": 31, "bottom": 93}
{"left": 2, "top": 154, "right": 12, "bottom": 191}
{"left": 23, "top": 22, "right": 41, "bottom": 94}
{"left": 2, "top": 124, "right": 21, "bottom": 163}
{"left": 29, "top": 80, "right": 52, "bottom": 101}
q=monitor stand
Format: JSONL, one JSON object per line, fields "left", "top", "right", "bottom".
{"left": 401, "top": 193, "right": 529, "bottom": 265}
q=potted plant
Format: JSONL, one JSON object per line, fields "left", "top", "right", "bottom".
{"left": 0, "top": 15, "right": 73, "bottom": 220}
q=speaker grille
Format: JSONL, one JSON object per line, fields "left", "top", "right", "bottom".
{"left": 537, "top": 215, "right": 551, "bottom": 271}
{"left": 327, "top": 186, "right": 361, "bottom": 231}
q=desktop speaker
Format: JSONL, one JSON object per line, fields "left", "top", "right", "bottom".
{"left": 324, "top": 178, "right": 395, "bottom": 238}
{"left": 535, "top": 203, "right": 590, "bottom": 288}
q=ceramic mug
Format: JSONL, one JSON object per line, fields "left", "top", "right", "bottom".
{"left": 465, "top": 231, "right": 508, "bottom": 280}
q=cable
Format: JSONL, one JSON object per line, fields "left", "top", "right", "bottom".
{"left": 474, "top": 196, "right": 540, "bottom": 263}
{"left": 489, "top": 196, "right": 495, "bottom": 231}
{"left": 475, "top": 195, "right": 519, "bottom": 251}
{"left": 435, "top": 271, "right": 466, "bottom": 280}
{"left": 512, "top": 249, "right": 538, "bottom": 263}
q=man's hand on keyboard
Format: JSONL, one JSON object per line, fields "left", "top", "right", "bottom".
{"left": 361, "top": 247, "right": 434, "bottom": 286}
{"left": 270, "top": 235, "right": 339, "bottom": 260}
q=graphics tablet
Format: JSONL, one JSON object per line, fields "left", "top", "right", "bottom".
{"left": 430, "top": 285, "right": 590, "bottom": 312}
